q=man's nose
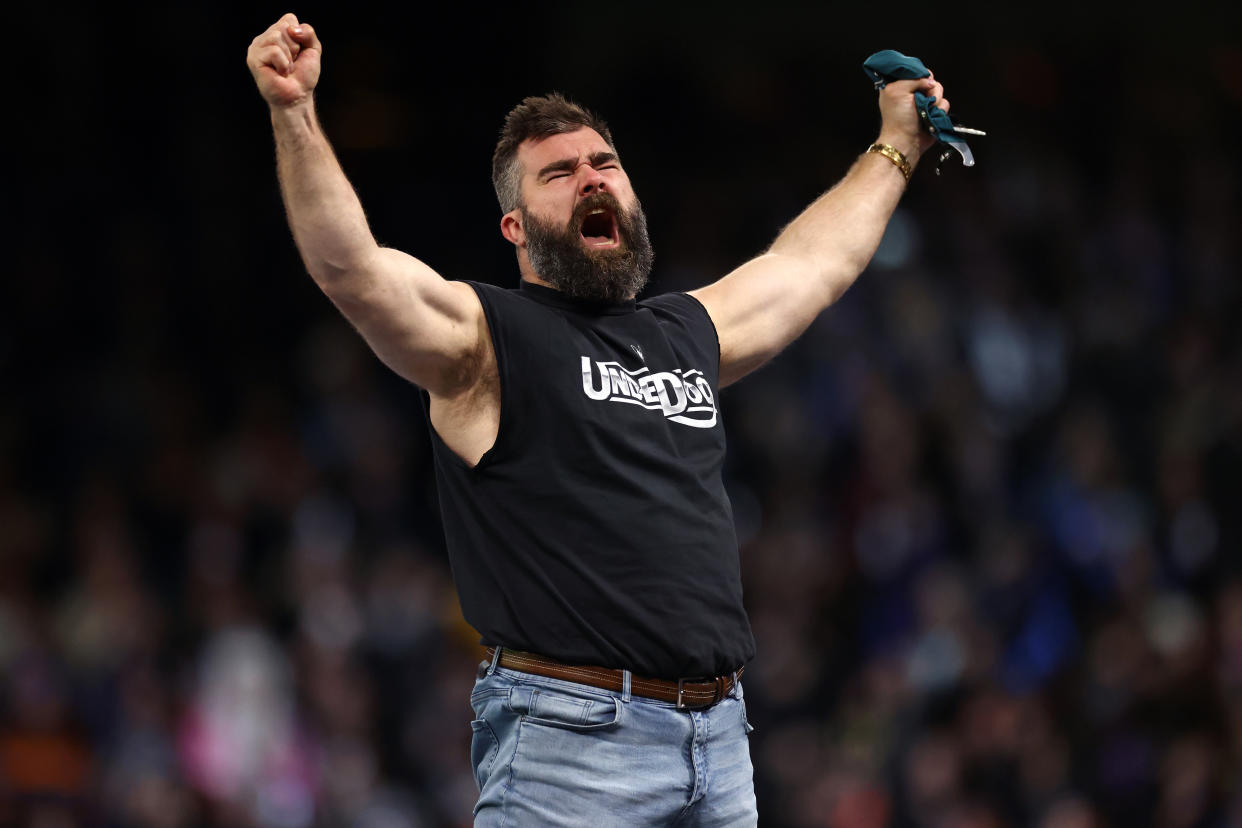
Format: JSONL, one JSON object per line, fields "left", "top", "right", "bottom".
{"left": 579, "top": 166, "right": 607, "bottom": 196}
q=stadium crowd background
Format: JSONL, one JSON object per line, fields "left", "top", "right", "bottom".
{"left": 4, "top": 2, "right": 1241, "bottom": 826}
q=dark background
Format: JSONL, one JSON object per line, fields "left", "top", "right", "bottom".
{"left": 4, "top": 2, "right": 1242, "bottom": 826}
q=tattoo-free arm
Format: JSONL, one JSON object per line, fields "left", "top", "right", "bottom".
{"left": 250, "top": 15, "right": 486, "bottom": 397}
{"left": 690, "top": 76, "right": 946, "bottom": 387}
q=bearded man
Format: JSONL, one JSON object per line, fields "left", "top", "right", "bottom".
{"left": 248, "top": 12, "right": 951, "bottom": 827}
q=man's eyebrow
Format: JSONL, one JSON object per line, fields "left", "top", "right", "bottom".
{"left": 536, "top": 152, "right": 620, "bottom": 180}
{"left": 536, "top": 158, "right": 575, "bottom": 179}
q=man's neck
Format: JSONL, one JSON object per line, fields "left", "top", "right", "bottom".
{"left": 520, "top": 273, "right": 557, "bottom": 291}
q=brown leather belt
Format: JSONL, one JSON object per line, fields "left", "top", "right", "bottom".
{"left": 485, "top": 647, "right": 743, "bottom": 710}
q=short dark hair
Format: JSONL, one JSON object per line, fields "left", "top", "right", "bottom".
{"left": 491, "top": 93, "right": 615, "bottom": 213}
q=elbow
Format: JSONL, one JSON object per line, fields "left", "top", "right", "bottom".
{"left": 303, "top": 244, "right": 382, "bottom": 292}
{"left": 811, "top": 251, "right": 871, "bottom": 306}
{"left": 788, "top": 253, "right": 863, "bottom": 309}
{"left": 307, "top": 257, "right": 354, "bottom": 286}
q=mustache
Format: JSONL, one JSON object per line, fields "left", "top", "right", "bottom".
{"left": 571, "top": 192, "right": 624, "bottom": 229}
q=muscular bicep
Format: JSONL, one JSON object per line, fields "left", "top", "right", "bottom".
{"left": 323, "top": 246, "right": 488, "bottom": 395}
{"left": 690, "top": 252, "right": 849, "bottom": 387}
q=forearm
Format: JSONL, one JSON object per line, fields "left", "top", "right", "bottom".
{"left": 766, "top": 142, "right": 917, "bottom": 302}
{"left": 692, "top": 76, "right": 946, "bottom": 385}
{"left": 271, "top": 100, "right": 379, "bottom": 287}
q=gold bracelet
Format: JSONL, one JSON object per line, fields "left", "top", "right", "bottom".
{"left": 866, "top": 143, "right": 911, "bottom": 182}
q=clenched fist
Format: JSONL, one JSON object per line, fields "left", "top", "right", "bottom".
{"left": 876, "top": 75, "right": 949, "bottom": 161}
{"left": 247, "top": 12, "right": 322, "bottom": 108}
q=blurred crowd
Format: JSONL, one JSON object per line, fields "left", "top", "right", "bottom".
{"left": 5, "top": 8, "right": 1242, "bottom": 827}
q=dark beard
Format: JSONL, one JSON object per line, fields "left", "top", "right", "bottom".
{"left": 521, "top": 193, "right": 654, "bottom": 305}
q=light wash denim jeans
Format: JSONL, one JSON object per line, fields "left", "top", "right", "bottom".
{"left": 469, "top": 652, "right": 758, "bottom": 827}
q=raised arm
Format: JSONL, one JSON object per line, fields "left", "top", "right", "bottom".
{"left": 246, "top": 14, "right": 487, "bottom": 398}
{"left": 689, "top": 76, "right": 947, "bottom": 387}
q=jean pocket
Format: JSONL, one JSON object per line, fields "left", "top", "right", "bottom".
{"left": 509, "top": 684, "right": 622, "bottom": 732}
{"left": 470, "top": 718, "right": 499, "bottom": 790}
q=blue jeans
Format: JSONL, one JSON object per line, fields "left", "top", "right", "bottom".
{"left": 469, "top": 655, "right": 758, "bottom": 826}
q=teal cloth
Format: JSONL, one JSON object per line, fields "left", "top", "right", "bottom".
{"left": 862, "top": 50, "right": 976, "bottom": 164}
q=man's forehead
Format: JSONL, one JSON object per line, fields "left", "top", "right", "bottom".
{"left": 518, "top": 127, "right": 612, "bottom": 170}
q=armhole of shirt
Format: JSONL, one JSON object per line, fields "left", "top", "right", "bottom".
{"left": 421, "top": 281, "right": 515, "bottom": 473}
{"left": 673, "top": 292, "right": 722, "bottom": 373}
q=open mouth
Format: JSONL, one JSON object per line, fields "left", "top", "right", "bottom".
{"left": 579, "top": 208, "right": 619, "bottom": 248}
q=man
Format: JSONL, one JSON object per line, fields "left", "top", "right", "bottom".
{"left": 247, "top": 12, "right": 950, "bottom": 826}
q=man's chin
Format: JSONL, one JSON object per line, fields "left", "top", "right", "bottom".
{"left": 541, "top": 260, "right": 646, "bottom": 305}
{"left": 522, "top": 202, "right": 654, "bottom": 304}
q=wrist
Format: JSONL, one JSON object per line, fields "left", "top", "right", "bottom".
{"left": 875, "top": 131, "right": 922, "bottom": 166}
{"left": 866, "top": 142, "right": 914, "bottom": 182}
{"left": 269, "top": 97, "right": 318, "bottom": 129}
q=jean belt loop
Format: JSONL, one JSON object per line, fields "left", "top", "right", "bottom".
{"left": 487, "top": 646, "right": 503, "bottom": 677}
{"left": 731, "top": 670, "right": 740, "bottom": 699}
{"left": 622, "top": 669, "right": 632, "bottom": 703}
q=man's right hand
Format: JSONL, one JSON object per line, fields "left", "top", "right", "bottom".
{"left": 247, "top": 13, "right": 322, "bottom": 109}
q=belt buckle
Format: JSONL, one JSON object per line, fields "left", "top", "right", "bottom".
{"left": 677, "top": 676, "right": 723, "bottom": 710}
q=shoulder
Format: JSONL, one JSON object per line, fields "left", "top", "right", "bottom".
{"left": 456, "top": 281, "right": 539, "bottom": 322}
{"left": 640, "top": 290, "right": 711, "bottom": 321}
{"left": 457, "top": 280, "right": 509, "bottom": 302}
{"left": 639, "top": 291, "right": 718, "bottom": 346}
{"left": 464, "top": 280, "right": 560, "bottom": 312}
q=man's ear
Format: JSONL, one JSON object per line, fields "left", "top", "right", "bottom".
{"left": 500, "top": 211, "right": 525, "bottom": 247}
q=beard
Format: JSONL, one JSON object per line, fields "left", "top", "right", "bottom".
{"left": 521, "top": 192, "right": 654, "bottom": 305}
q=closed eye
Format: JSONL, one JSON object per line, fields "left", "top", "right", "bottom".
{"left": 591, "top": 152, "right": 620, "bottom": 171}
{"left": 537, "top": 152, "right": 621, "bottom": 182}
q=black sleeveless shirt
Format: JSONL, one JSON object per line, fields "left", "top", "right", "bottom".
{"left": 424, "top": 280, "right": 755, "bottom": 678}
